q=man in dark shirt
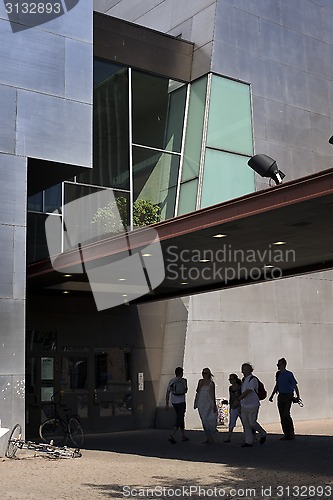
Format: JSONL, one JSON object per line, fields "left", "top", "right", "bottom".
{"left": 269, "top": 358, "right": 301, "bottom": 440}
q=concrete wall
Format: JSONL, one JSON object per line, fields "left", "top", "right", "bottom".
{"left": 95, "top": 0, "right": 333, "bottom": 432}
{"left": 0, "top": 1, "right": 93, "bottom": 455}
{"left": 184, "top": 275, "right": 333, "bottom": 429}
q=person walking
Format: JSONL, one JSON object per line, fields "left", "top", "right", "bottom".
{"left": 194, "top": 367, "right": 217, "bottom": 443}
{"left": 165, "top": 367, "right": 189, "bottom": 443}
{"left": 269, "top": 357, "right": 301, "bottom": 440}
{"left": 224, "top": 373, "right": 242, "bottom": 443}
{"left": 238, "top": 363, "right": 267, "bottom": 448}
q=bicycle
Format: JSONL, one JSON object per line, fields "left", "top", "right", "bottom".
{"left": 6, "top": 424, "right": 82, "bottom": 459}
{"left": 39, "top": 393, "right": 84, "bottom": 448}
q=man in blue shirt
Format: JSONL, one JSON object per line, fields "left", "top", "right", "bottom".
{"left": 269, "top": 358, "right": 301, "bottom": 440}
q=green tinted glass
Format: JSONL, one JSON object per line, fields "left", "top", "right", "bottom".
{"left": 207, "top": 76, "right": 253, "bottom": 155}
{"left": 201, "top": 150, "right": 255, "bottom": 207}
{"left": 182, "top": 76, "right": 207, "bottom": 181}
{"left": 178, "top": 179, "right": 198, "bottom": 215}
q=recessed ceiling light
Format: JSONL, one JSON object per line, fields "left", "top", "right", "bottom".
{"left": 118, "top": 278, "right": 126, "bottom": 281}
{"left": 180, "top": 282, "right": 188, "bottom": 285}
{"left": 63, "top": 290, "right": 70, "bottom": 294}
{"left": 122, "top": 294, "right": 128, "bottom": 297}
{"left": 264, "top": 265, "right": 274, "bottom": 268}
{"left": 64, "top": 274, "right": 72, "bottom": 278}
{"left": 199, "top": 259, "right": 211, "bottom": 263}
{"left": 142, "top": 253, "right": 152, "bottom": 257}
{"left": 273, "top": 241, "right": 286, "bottom": 245}
{"left": 212, "top": 233, "right": 228, "bottom": 238}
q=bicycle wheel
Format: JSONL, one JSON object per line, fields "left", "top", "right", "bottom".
{"left": 39, "top": 419, "right": 64, "bottom": 445}
{"left": 5, "top": 424, "right": 22, "bottom": 458}
{"left": 68, "top": 417, "right": 84, "bottom": 447}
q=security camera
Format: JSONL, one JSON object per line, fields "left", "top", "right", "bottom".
{"left": 248, "top": 154, "right": 285, "bottom": 185}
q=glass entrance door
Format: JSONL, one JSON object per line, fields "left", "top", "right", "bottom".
{"left": 90, "top": 347, "right": 132, "bottom": 432}
{"left": 26, "top": 340, "right": 133, "bottom": 436}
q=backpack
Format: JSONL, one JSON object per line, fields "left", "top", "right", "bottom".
{"left": 250, "top": 375, "right": 267, "bottom": 401}
{"left": 171, "top": 378, "right": 187, "bottom": 396}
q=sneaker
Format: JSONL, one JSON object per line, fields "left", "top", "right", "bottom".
{"left": 241, "top": 443, "right": 253, "bottom": 448}
{"left": 168, "top": 435, "right": 176, "bottom": 444}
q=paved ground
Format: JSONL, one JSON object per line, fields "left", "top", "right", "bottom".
{"left": 1, "top": 420, "right": 333, "bottom": 499}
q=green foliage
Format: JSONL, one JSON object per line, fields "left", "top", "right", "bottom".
{"left": 133, "top": 198, "right": 161, "bottom": 227}
{"left": 91, "top": 197, "right": 161, "bottom": 234}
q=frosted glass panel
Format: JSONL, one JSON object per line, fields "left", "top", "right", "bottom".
{"left": 182, "top": 76, "right": 207, "bottom": 181}
{"left": 207, "top": 76, "right": 253, "bottom": 155}
{"left": 201, "top": 149, "right": 255, "bottom": 207}
{"left": 178, "top": 179, "right": 198, "bottom": 215}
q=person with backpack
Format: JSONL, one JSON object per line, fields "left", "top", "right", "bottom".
{"left": 193, "top": 367, "right": 217, "bottom": 443}
{"left": 165, "top": 367, "right": 189, "bottom": 443}
{"left": 238, "top": 363, "right": 267, "bottom": 447}
{"left": 269, "top": 357, "right": 301, "bottom": 440}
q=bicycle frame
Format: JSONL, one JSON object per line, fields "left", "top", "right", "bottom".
{"left": 39, "top": 394, "right": 84, "bottom": 447}
{"left": 6, "top": 424, "right": 82, "bottom": 459}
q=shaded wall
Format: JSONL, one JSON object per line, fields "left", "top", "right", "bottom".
{"left": 26, "top": 295, "right": 171, "bottom": 433}
{"left": 0, "top": 1, "right": 93, "bottom": 455}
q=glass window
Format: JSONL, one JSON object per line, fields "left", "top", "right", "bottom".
{"left": 132, "top": 146, "right": 179, "bottom": 221}
{"left": 26, "top": 330, "right": 57, "bottom": 351}
{"left": 94, "top": 348, "right": 131, "bottom": 387}
{"left": 206, "top": 76, "right": 253, "bottom": 155}
{"left": 80, "top": 62, "right": 129, "bottom": 190}
{"left": 94, "top": 348, "right": 132, "bottom": 416}
{"left": 28, "top": 192, "right": 43, "bottom": 212}
{"left": 201, "top": 149, "right": 255, "bottom": 207}
{"left": 132, "top": 71, "right": 186, "bottom": 153}
{"left": 64, "top": 183, "right": 130, "bottom": 246}
{"left": 182, "top": 76, "right": 207, "bottom": 181}
{"left": 44, "top": 184, "right": 61, "bottom": 213}
{"left": 61, "top": 356, "right": 88, "bottom": 391}
{"left": 177, "top": 179, "right": 198, "bottom": 215}
{"left": 27, "top": 212, "right": 61, "bottom": 263}
{"left": 164, "top": 81, "right": 187, "bottom": 153}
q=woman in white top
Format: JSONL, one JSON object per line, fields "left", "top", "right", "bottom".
{"left": 194, "top": 368, "right": 217, "bottom": 443}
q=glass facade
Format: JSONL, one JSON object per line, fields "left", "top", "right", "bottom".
{"left": 201, "top": 75, "right": 255, "bottom": 207}
{"left": 27, "top": 62, "right": 255, "bottom": 263}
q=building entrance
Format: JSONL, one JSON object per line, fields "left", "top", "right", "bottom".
{"left": 26, "top": 331, "right": 133, "bottom": 438}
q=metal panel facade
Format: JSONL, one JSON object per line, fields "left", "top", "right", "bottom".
{"left": 0, "top": 1, "right": 93, "bottom": 455}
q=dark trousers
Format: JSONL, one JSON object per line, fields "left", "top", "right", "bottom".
{"left": 277, "top": 393, "right": 295, "bottom": 437}
{"left": 172, "top": 402, "right": 186, "bottom": 430}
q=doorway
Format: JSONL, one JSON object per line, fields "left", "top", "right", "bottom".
{"left": 26, "top": 331, "right": 133, "bottom": 438}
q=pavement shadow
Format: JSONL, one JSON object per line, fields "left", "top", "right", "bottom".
{"left": 82, "top": 428, "right": 333, "bottom": 478}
